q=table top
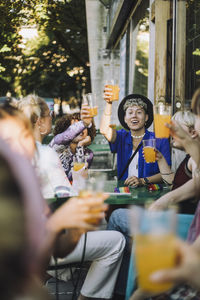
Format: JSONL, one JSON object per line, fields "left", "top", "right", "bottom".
{"left": 46, "top": 181, "right": 170, "bottom": 208}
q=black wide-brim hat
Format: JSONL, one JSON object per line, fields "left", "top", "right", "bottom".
{"left": 118, "top": 94, "right": 153, "bottom": 130}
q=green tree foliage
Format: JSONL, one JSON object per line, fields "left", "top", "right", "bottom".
{"left": 0, "top": 0, "right": 90, "bottom": 99}
{"left": 0, "top": 0, "right": 24, "bottom": 96}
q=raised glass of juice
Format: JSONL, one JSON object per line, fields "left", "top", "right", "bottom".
{"left": 154, "top": 104, "right": 171, "bottom": 138}
{"left": 143, "top": 139, "right": 156, "bottom": 163}
{"left": 130, "top": 206, "right": 177, "bottom": 293}
{"left": 83, "top": 93, "right": 98, "bottom": 117}
{"left": 104, "top": 79, "right": 120, "bottom": 102}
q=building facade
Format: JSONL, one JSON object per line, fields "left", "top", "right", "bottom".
{"left": 85, "top": 0, "right": 200, "bottom": 128}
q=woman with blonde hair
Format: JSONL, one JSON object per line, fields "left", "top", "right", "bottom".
{"left": 17, "top": 94, "right": 72, "bottom": 198}
{"left": 15, "top": 95, "right": 126, "bottom": 300}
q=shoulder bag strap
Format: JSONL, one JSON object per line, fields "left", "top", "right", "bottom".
{"left": 118, "top": 142, "right": 142, "bottom": 180}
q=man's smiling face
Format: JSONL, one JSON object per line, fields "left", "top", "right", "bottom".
{"left": 124, "top": 105, "right": 148, "bottom": 131}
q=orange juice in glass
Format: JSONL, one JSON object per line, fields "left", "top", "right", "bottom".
{"left": 135, "top": 233, "right": 176, "bottom": 292}
{"left": 89, "top": 106, "right": 98, "bottom": 117}
{"left": 83, "top": 93, "right": 98, "bottom": 117}
{"left": 154, "top": 104, "right": 171, "bottom": 138}
{"left": 73, "top": 162, "right": 85, "bottom": 171}
{"left": 143, "top": 139, "right": 156, "bottom": 163}
{"left": 79, "top": 173, "right": 106, "bottom": 225}
{"left": 105, "top": 79, "right": 120, "bottom": 101}
{"left": 130, "top": 207, "right": 177, "bottom": 293}
{"left": 73, "top": 156, "right": 85, "bottom": 171}
{"left": 79, "top": 190, "right": 104, "bottom": 225}
{"left": 105, "top": 85, "right": 119, "bottom": 101}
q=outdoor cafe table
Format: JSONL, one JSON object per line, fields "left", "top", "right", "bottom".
{"left": 46, "top": 181, "right": 171, "bottom": 211}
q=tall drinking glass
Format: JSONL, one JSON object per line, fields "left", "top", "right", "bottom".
{"left": 79, "top": 172, "right": 107, "bottom": 225}
{"left": 143, "top": 139, "right": 156, "bottom": 163}
{"left": 83, "top": 93, "right": 98, "bottom": 117}
{"left": 130, "top": 206, "right": 177, "bottom": 293}
{"left": 104, "top": 79, "right": 120, "bottom": 102}
{"left": 154, "top": 104, "right": 171, "bottom": 138}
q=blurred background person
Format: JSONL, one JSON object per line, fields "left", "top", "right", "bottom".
{"left": 0, "top": 99, "right": 126, "bottom": 300}
{"left": 51, "top": 110, "right": 96, "bottom": 181}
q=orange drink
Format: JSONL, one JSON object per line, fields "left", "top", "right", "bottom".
{"left": 135, "top": 233, "right": 176, "bottom": 292}
{"left": 143, "top": 139, "right": 156, "bottom": 163}
{"left": 143, "top": 146, "right": 156, "bottom": 163}
{"left": 154, "top": 114, "right": 171, "bottom": 138}
{"left": 154, "top": 104, "right": 171, "bottom": 138}
{"left": 130, "top": 207, "right": 177, "bottom": 293}
{"left": 89, "top": 106, "right": 98, "bottom": 117}
{"left": 73, "top": 162, "right": 85, "bottom": 171}
{"left": 79, "top": 190, "right": 104, "bottom": 225}
{"left": 105, "top": 84, "right": 119, "bottom": 101}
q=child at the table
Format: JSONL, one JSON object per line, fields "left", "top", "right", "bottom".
{"left": 50, "top": 109, "right": 96, "bottom": 182}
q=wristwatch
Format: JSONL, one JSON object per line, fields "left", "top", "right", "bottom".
{"left": 143, "top": 177, "right": 149, "bottom": 185}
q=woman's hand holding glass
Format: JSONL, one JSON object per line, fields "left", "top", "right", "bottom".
{"left": 78, "top": 173, "right": 108, "bottom": 225}
{"left": 81, "top": 104, "right": 92, "bottom": 127}
{"left": 150, "top": 238, "right": 200, "bottom": 291}
{"left": 48, "top": 195, "right": 108, "bottom": 232}
{"left": 104, "top": 86, "right": 114, "bottom": 104}
{"left": 78, "top": 191, "right": 108, "bottom": 226}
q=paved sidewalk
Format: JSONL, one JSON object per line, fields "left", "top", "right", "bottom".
{"left": 46, "top": 267, "right": 88, "bottom": 300}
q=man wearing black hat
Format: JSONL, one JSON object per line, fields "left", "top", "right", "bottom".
{"left": 100, "top": 93, "right": 171, "bottom": 186}
{"left": 100, "top": 93, "right": 171, "bottom": 299}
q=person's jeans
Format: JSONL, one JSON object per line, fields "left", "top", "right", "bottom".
{"left": 107, "top": 208, "right": 132, "bottom": 296}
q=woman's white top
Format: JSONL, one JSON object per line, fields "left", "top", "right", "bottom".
{"left": 34, "top": 141, "right": 71, "bottom": 199}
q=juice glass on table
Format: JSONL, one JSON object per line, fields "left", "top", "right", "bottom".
{"left": 104, "top": 79, "right": 120, "bottom": 102}
{"left": 154, "top": 104, "right": 171, "bottom": 138}
{"left": 143, "top": 139, "right": 156, "bottom": 163}
{"left": 130, "top": 206, "right": 177, "bottom": 293}
{"left": 83, "top": 93, "right": 98, "bottom": 117}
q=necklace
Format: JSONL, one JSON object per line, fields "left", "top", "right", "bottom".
{"left": 131, "top": 133, "right": 145, "bottom": 139}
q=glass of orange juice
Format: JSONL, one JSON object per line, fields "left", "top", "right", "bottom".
{"left": 154, "top": 104, "right": 172, "bottom": 138}
{"left": 130, "top": 206, "right": 177, "bottom": 293}
{"left": 79, "top": 173, "right": 107, "bottom": 225}
{"left": 83, "top": 93, "right": 98, "bottom": 117}
{"left": 143, "top": 139, "right": 156, "bottom": 163}
{"left": 73, "top": 156, "right": 86, "bottom": 172}
{"left": 104, "top": 79, "right": 120, "bottom": 102}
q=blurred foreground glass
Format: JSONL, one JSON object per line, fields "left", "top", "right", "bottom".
{"left": 154, "top": 104, "right": 171, "bottom": 138}
{"left": 143, "top": 139, "right": 156, "bottom": 163}
{"left": 130, "top": 206, "right": 177, "bottom": 293}
{"left": 83, "top": 93, "right": 98, "bottom": 117}
{"left": 79, "top": 172, "right": 107, "bottom": 225}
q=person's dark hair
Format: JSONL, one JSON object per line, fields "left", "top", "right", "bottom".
{"left": 53, "top": 113, "right": 96, "bottom": 142}
{"left": 0, "top": 154, "right": 27, "bottom": 300}
{"left": 191, "top": 88, "right": 200, "bottom": 116}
